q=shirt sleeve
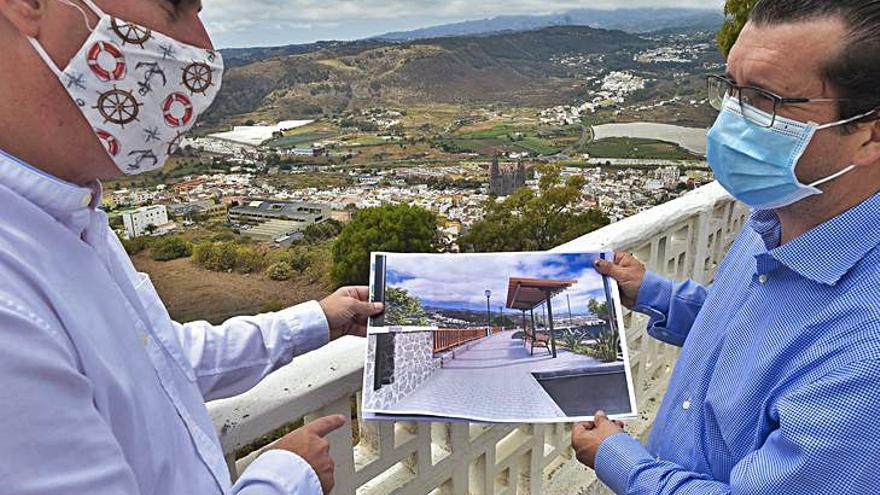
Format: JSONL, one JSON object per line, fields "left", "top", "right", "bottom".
{"left": 233, "top": 450, "right": 323, "bottom": 495}
{"left": 594, "top": 358, "right": 880, "bottom": 495}
{"left": 0, "top": 294, "right": 143, "bottom": 495}
{"left": 173, "top": 301, "right": 330, "bottom": 402}
{"left": 631, "top": 271, "right": 708, "bottom": 347}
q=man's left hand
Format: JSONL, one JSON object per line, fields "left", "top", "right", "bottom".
{"left": 320, "top": 286, "right": 384, "bottom": 340}
{"left": 572, "top": 410, "right": 625, "bottom": 469}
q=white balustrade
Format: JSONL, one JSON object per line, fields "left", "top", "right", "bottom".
{"left": 208, "top": 182, "right": 749, "bottom": 495}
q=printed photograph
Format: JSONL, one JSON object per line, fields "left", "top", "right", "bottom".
{"left": 363, "top": 251, "right": 637, "bottom": 423}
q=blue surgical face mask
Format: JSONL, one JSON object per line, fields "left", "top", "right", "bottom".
{"left": 707, "top": 97, "right": 872, "bottom": 210}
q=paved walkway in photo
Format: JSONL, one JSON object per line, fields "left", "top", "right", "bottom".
{"left": 387, "top": 330, "right": 615, "bottom": 422}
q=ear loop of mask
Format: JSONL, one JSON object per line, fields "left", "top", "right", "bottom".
{"left": 27, "top": 38, "right": 65, "bottom": 78}
{"left": 807, "top": 108, "right": 879, "bottom": 187}
{"left": 26, "top": 0, "right": 105, "bottom": 78}
{"left": 57, "top": 0, "right": 106, "bottom": 30}
{"left": 808, "top": 165, "right": 857, "bottom": 188}
{"left": 815, "top": 108, "right": 879, "bottom": 130}
{"left": 57, "top": 0, "right": 97, "bottom": 31}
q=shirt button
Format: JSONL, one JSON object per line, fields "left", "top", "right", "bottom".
{"left": 682, "top": 400, "right": 692, "bottom": 410}
{"left": 758, "top": 274, "right": 769, "bottom": 284}
{"left": 140, "top": 335, "right": 149, "bottom": 347}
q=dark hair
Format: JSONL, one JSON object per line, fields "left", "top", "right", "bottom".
{"left": 750, "top": 0, "right": 880, "bottom": 124}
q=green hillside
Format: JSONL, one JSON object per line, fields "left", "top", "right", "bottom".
{"left": 206, "top": 26, "right": 652, "bottom": 125}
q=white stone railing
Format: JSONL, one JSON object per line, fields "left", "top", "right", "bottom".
{"left": 208, "top": 181, "right": 749, "bottom": 495}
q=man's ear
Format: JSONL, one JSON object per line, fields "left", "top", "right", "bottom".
{"left": 0, "top": 0, "right": 44, "bottom": 37}
{"left": 852, "top": 114, "right": 880, "bottom": 169}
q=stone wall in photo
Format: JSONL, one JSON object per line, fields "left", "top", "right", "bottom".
{"left": 364, "top": 331, "right": 441, "bottom": 410}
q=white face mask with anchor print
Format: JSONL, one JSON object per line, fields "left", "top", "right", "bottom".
{"left": 27, "top": 0, "right": 224, "bottom": 175}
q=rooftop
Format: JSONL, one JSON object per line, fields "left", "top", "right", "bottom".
{"left": 506, "top": 277, "right": 577, "bottom": 311}
{"left": 208, "top": 120, "right": 315, "bottom": 147}
{"left": 242, "top": 219, "right": 306, "bottom": 242}
{"left": 230, "top": 199, "right": 327, "bottom": 219}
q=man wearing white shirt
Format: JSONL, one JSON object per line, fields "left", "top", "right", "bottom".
{"left": 0, "top": 1, "right": 383, "bottom": 494}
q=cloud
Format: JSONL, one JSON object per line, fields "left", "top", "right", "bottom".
{"left": 201, "top": 0, "right": 724, "bottom": 47}
{"left": 383, "top": 252, "right": 610, "bottom": 314}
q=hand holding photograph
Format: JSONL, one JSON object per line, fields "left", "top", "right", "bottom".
{"left": 363, "top": 251, "right": 638, "bottom": 424}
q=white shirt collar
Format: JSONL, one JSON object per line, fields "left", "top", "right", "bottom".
{"left": 0, "top": 148, "right": 104, "bottom": 238}
{"left": 0, "top": 148, "right": 101, "bottom": 213}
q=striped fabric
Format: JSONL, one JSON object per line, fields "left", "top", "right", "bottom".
{"left": 595, "top": 192, "right": 880, "bottom": 494}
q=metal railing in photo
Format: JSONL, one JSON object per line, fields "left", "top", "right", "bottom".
{"left": 432, "top": 328, "right": 489, "bottom": 354}
{"left": 207, "top": 182, "right": 749, "bottom": 495}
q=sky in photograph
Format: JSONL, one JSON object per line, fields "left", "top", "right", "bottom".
{"left": 202, "top": 1, "right": 725, "bottom": 48}
{"left": 384, "top": 252, "right": 610, "bottom": 316}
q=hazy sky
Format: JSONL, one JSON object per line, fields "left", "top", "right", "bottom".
{"left": 384, "top": 252, "right": 608, "bottom": 316}
{"left": 202, "top": 1, "right": 725, "bottom": 48}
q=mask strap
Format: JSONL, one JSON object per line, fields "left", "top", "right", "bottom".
{"left": 810, "top": 109, "right": 872, "bottom": 187}
{"left": 816, "top": 109, "right": 878, "bottom": 130}
{"left": 27, "top": 37, "right": 65, "bottom": 78}
{"left": 78, "top": 0, "right": 106, "bottom": 18}
{"left": 28, "top": 0, "right": 105, "bottom": 78}
{"left": 808, "top": 164, "right": 857, "bottom": 188}
{"left": 57, "top": 0, "right": 100, "bottom": 31}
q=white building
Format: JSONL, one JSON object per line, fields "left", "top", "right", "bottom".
{"left": 208, "top": 120, "right": 315, "bottom": 147}
{"left": 122, "top": 205, "right": 173, "bottom": 239}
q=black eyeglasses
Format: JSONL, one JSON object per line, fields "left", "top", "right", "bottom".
{"left": 706, "top": 75, "right": 852, "bottom": 128}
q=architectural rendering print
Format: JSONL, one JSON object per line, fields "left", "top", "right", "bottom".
{"left": 364, "top": 251, "right": 637, "bottom": 423}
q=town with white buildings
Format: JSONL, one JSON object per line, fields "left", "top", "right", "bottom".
{"left": 539, "top": 71, "right": 647, "bottom": 126}
{"left": 106, "top": 141, "right": 712, "bottom": 247}
{"left": 107, "top": 32, "right": 716, "bottom": 248}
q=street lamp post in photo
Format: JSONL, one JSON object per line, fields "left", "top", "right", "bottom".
{"left": 567, "top": 294, "right": 573, "bottom": 327}
{"left": 485, "top": 289, "right": 492, "bottom": 337}
{"left": 499, "top": 305, "right": 504, "bottom": 330}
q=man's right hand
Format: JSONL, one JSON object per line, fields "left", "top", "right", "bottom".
{"left": 594, "top": 252, "right": 647, "bottom": 309}
{"left": 272, "top": 415, "right": 346, "bottom": 494}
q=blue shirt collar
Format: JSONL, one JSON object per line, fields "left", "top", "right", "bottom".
{"left": 749, "top": 192, "right": 880, "bottom": 286}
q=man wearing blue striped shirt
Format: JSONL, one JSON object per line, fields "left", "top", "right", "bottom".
{"left": 572, "top": 1, "right": 880, "bottom": 493}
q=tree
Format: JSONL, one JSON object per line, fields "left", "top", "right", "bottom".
{"left": 383, "top": 287, "right": 429, "bottom": 326}
{"left": 266, "top": 152, "right": 281, "bottom": 167}
{"left": 331, "top": 205, "right": 439, "bottom": 286}
{"left": 587, "top": 298, "right": 619, "bottom": 363}
{"left": 460, "top": 165, "right": 609, "bottom": 253}
{"left": 302, "top": 219, "right": 343, "bottom": 244}
{"left": 192, "top": 241, "right": 248, "bottom": 272}
{"left": 285, "top": 246, "right": 312, "bottom": 272}
{"left": 717, "top": 0, "right": 760, "bottom": 56}
{"left": 266, "top": 262, "right": 294, "bottom": 281}
{"left": 184, "top": 211, "right": 205, "bottom": 224}
{"left": 151, "top": 236, "right": 192, "bottom": 261}
{"left": 587, "top": 299, "right": 609, "bottom": 321}
{"left": 491, "top": 314, "right": 516, "bottom": 328}
{"left": 121, "top": 236, "right": 150, "bottom": 256}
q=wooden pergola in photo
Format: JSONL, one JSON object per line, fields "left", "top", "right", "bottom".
{"left": 506, "top": 278, "right": 577, "bottom": 358}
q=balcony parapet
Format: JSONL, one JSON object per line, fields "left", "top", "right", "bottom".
{"left": 209, "top": 181, "right": 749, "bottom": 494}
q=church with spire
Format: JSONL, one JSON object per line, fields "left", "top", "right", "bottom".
{"left": 489, "top": 155, "right": 528, "bottom": 196}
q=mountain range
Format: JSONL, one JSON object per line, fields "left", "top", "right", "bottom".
{"left": 218, "top": 8, "right": 723, "bottom": 69}
{"left": 208, "top": 26, "right": 657, "bottom": 124}
{"left": 375, "top": 8, "right": 723, "bottom": 41}
{"left": 207, "top": 10, "right": 724, "bottom": 127}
